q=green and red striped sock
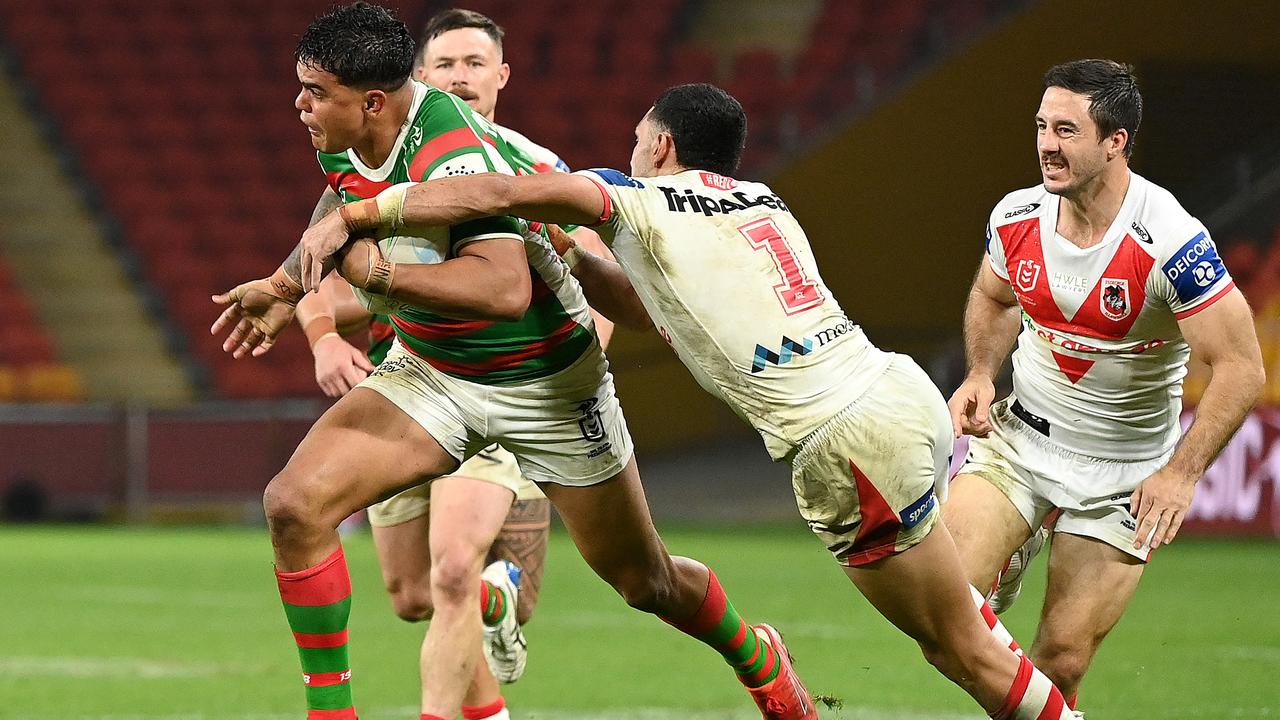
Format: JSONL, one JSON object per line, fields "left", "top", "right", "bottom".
{"left": 479, "top": 578, "right": 506, "bottom": 626}
{"left": 276, "top": 546, "right": 357, "bottom": 720}
{"left": 662, "top": 567, "right": 780, "bottom": 688}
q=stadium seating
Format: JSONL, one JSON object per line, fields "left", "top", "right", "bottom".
{"left": 0, "top": 254, "right": 83, "bottom": 401}
{"left": 0, "top": 0, "right": 1016, "bottom": 398}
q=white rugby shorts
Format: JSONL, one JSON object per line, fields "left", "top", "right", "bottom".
{"left": 366, "top": 444, "right": 545, "bottom": 528}
{"left": 359, "top": 338, "right": 633, "bottom": 489}
{"left": 790, "top": 355, "right": 951, "bottom": 567}
{"left": 958, "top": 395, "right": 1170, "bottom": 561}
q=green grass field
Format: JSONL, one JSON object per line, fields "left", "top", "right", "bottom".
{"left": 3, "top": 525, "right": 1277, "bottom": 719}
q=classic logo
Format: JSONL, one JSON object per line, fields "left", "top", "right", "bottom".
{"left": 1003, "top": 202, "right": 1040, "bottom": 219}
{"left": 1015, "top": 258, "right": 1042, "bottom": 292}
{"left": 699, "top": 172, "right": 737, "bottom": 191}
{"left": 1100, "top": 278, "right": 1131, "bottom": 320}
{"left": 1130, "top": 221, "right": 1152, "bottom": 244}
{"left": 576, "top": 398, "right": 606, "bottom": 442}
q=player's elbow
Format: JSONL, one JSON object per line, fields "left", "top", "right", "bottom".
{"left": 486, "top": 280, "right": 530, "bottom": 322}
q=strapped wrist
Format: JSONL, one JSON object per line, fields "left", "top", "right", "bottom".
{"left": 302, "top": 315, "right": 338, "bottom": 348}
{"left": 268, "top": 266, "right": 304, "bottom": 304}
{"left": 562, "top": 244, "right": 585, "bottom": 270}
{"left": 365, "top": 258, "right": 396, "bottom": 296}
{"left": 338, "top": 183, "right": 409, "bottom": 234}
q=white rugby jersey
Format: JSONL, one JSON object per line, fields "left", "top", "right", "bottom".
{"left": 577, "top": 168, "right": 892, "bottom": 460}
{"left": 985, "top": 172, "right": 1235, "bottom": 459}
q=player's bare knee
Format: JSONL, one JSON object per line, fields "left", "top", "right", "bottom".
{"left": 429, "top": 548, "right": 481, "bottom": 609}
{"left": 607, "top": 566, "right": 671, "bottom": 614}
{"left": 384, "top": 576, "right": 434, "bottom": 622}
{"left": 1032, "top": 640, "right": 1092, "bottom": 691}
{"left": 263, "top": 473, "right": 324, "bottom": 535}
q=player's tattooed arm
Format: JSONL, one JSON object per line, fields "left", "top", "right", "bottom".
{"left": 948, "top": 260, "right": 1021, "bottom": 437}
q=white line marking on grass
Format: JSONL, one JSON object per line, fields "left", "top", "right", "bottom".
{"left": 0, "top": 656, "right": 221, "bottom": 679}
{"left": 1213, "top": 645, "right": 1280, "bottom": 663}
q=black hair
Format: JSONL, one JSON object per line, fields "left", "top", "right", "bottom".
{"left": 650, "top": 84, "right": 747, "bottom": 176}
{"left": 419, "top": 8, "right": 505, "bottom": 59}
{"left": 296, "top": 2, "right": 415, "bottom": 91}
{"left": 1043, "top": 59, "right": 1142, "bottom": 158}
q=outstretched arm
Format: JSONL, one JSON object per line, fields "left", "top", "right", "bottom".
{"left": 548, "top": 225, "right": 652, "bottom": 332}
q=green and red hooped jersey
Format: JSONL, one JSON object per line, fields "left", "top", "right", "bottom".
{"left": 362, "top": 120, "right": 572, "bottom": 368}
{"left": 319, "top": 81, "right": 594, "bottom": 384}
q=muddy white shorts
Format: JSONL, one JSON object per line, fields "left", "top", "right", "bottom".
{"left": 958, "top": 395, "right": 1170, "bottom": 561}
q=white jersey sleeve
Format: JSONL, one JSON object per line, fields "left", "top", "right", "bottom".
{"left": 1149, "top": 222, "right": 1235, "bottom": 319}
{"left": 573, "top": 168, "right": 893, "bottom": 460}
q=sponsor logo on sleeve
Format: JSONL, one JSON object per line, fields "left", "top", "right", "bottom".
{"left": 1162, "top": 232, "right": 1228, "bottom": 302}
{"left": 1100, "top": 278, "right": 1131, "bottom": 320}
{"left": 587, "top": 168, "right": 644, "bottom": 188}
{"left": 1003, "top": 202, "right": 1040, "bottom": 219}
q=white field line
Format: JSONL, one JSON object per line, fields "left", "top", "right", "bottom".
{"left": 0, "top": 656, "right": 222, "bottom": 679}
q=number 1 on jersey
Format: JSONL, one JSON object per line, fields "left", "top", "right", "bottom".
{"left": 739, "top": 218, "right": 824, "bottom": 314}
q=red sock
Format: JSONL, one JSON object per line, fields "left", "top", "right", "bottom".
{"left": 992, "top": 655, "right": 1071, "bottom": 720}
{"left": 462, "top": 696, "right": 506, "bottom": 719}
{"left": 420, "top": 715, "right": 447, "bottom": 720}
{"left": 1066, "top": 693, "right": 1078, "bottom": 710}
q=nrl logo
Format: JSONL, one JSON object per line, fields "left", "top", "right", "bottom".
{"left": 1015, "top": 259, "right": 1042, "bottom": 293}
{"left": 1100, "top": 278, "right": 1131, "bottom": 320}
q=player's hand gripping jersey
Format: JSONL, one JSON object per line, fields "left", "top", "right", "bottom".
{"left": 985, "top": 172, "right": 1235, "bottom": 459}
{"left": 320, "top": 81, "right": 595, "bottom": 383}
{"left": 577, "top": 168, "right": 892, "bottom": 460}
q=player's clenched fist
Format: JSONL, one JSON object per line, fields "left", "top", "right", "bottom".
{"left": 211, "top": 270, "right": 301, "bottom": 359}
{"left": 948, "top": 376, "right": 996, "bottom": 438}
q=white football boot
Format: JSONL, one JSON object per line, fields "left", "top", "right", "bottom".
{"left": 989, "top": 527, "right": 1049, "bottom": 614}
{"left": 481, "top": 560, "right": 527, "bottom": 683}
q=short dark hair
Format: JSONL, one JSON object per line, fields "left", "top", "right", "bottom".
{"left": 650, "top": 84, "right": 747, "bottom": 177}
{"left": 296, "top": 2, "right": 415, "bottom": 91}
{"left": 1043, "top": 59, "right": 1142, "bottom": 158}
{"left": 419, "top": 8, "right": 505, "bottom": 60}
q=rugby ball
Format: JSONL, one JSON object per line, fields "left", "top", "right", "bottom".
{"left": 349, "top": 220, "right": 450, "bottom": 316}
